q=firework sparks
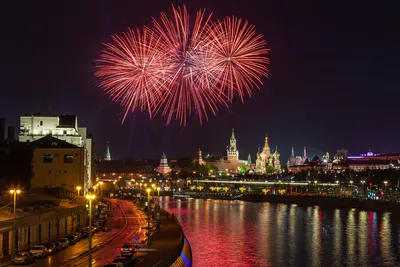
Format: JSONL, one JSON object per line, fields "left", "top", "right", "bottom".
{"left": 95, "top": 5, "right": 269, "bottom": 125}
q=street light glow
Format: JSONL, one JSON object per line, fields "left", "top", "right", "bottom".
{"left": 86, "top": 194, "right": 96, "bottom": 199}
{"left": 10, "top": 189, "right": 21, "bottom": 194}
{"left": 146, "top": 188, "right": 151, "bottom": 193}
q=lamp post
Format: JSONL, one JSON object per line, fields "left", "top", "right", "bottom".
{"left": 146, "top": 188, "right": 152, "bottom": 245}
{"left": 10, "top": 189, "right": 21, "bottom": 258}
{"left": 76, "top": 186, "right": 81, "bottom": 197}
{"left": 384, "top": 180, "right": 388, "bottom": 195}
{"left": 157, "top": 187, "right": 161, "bottom": 211}
{"left": 99, "top": 182, "right": 103, "bottom": 200}
{"left": 361, "top": 180, "right": 366, "bottom": 198}
{"left": 85, "top": 193, "right": 96, "bottom": 267}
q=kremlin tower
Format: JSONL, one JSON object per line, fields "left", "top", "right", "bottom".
{"left": 156, "top": 153, "right": 172, "bottom": 174}
{"left": 104, "top": 141, "right": 111, "bottom": 161}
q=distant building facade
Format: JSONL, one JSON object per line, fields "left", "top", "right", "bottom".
{"left": 18, "top": 114, "right": 94, "bottom": 193}
{"left": 30, "top": 135, "right": 85, "bottom": 192}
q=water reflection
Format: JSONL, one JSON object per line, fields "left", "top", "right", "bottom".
{"left": 162, "top": 197, "right": 400, "bottom": 267}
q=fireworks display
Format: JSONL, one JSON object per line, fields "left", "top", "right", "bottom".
{"left": 95, "top": 5, "right": 269, "bottom": 125}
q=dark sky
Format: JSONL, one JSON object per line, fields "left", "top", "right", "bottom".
{"left": 1, "top": 0, "right": 399, "bottom": 161}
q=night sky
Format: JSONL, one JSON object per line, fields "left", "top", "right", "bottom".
{"left": 1, "top": 0, "right": 399, "bottom": 161}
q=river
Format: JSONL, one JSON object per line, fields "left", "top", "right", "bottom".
{"left": 161, "top": 196, "right": 400, "bottom": 267}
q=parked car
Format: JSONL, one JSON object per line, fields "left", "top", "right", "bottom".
{"left": 72, "top": 232, "right": 82, "bottom": 241}
{"left": 57, "top": 238, "right": 70, "bottom": 249}
{"left": 91, "top": 224, "right": 100, "bottom": 233}
{"left": 96, "top": 222, "right": 105, "bottom": 232}
{"left": 43, "top": 243, "right": 57, "bottom": 255}
{"left": 51, "top": 241, "right": 63, "bottom": 251}
{"left": 112, "top": 256, "right": 131, "bottom": 267}
{"left": 120, "top": 243, "right": 135, "bottom": 258}
{"left": 77, "top": 229, "right": 88, "bottom": 238}
{"left": 65, "top": 235, "right": 77, "bottom": 245}
{"left": 29, "top": 245, "right": 48, "bottom": 258}
{"left": 12, "top": 252, "right": 35, "bottom": 265}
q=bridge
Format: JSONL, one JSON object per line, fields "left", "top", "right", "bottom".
{"left": 192, "top": 179, "right": 340, "bottom": 187}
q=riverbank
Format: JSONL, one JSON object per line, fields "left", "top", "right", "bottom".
{"left": 139, "top": 209, "right": 192, "bottom": 266}
{"left": 175, "top": 191, "right": 400, "bottom": 214}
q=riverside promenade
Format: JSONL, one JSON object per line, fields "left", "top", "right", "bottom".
{"left": 137, "top": 209, "right": 192, "bottom": 266}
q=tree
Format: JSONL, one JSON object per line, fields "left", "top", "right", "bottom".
{"left": 266, "top": 165, "right": 275, "bottom": 175}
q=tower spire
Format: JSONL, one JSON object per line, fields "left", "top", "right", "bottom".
{"left": 105, "top": 141, "right": 111, "bottom": 161}
{"left": 291, "top": 146, "right": 294, "bottom": 157}
{"left": 198, "top": 148, "right": 204, "bottom": 165}
{"left": 303, "top": 146, "right": 307, "bottom": 159}
{"left": 231, "top": 128, "right": 235, "bottom": 139}
{"left": 264, "top": 134, "right": 269, "bottom": 148}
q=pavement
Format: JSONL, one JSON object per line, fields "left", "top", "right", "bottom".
{"left": 135, "top": 210, "right": 183, "bottom": 266}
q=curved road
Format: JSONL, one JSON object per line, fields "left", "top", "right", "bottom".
{"left": 17, "top": 199, "right": 147, "bottom": 267}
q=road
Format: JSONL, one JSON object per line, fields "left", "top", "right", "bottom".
{"left": 13, "top": 199, "right": 148, "bottom": 267}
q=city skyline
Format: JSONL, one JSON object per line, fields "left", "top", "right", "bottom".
{"left": 0, "top": 0, "right": 399, "bottom": 160}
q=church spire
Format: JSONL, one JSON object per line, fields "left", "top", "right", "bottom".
{"left": 198, "top": 148, "right": 204, "bottom": 165}
{"left": 291, "top": 146, "right": 294, "bottom": 157}
{"left": 105, "top": 141, "right": 111, "bottom": 161}
{"left": 303, "top": 146, "right": 307, "bottom": 159}
{"left": 231, "top": 128, "right": 235, "bottom": 140}
{"left": 264, "top": 133, "right": 269, "bottom": 148}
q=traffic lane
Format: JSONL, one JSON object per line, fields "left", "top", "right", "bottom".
{"left": 65, "top": 200, "right": 147, "bottom": 267}
{"left": 18, "top": 231, "right": 118, "bottom": 267}
{"left": 23, "top": 199, "right": 121, "bottom": 267}
{"left": 91, "top": 201, "right": 148, "bottom": 266}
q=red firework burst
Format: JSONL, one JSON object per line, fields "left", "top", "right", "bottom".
{"left": 95, "top": 28, "right": 167, "bottom": 121}
{"left": 95, "top": 5, "right": 269, "bottom": 125}
{"left": 208, "top": 16, "right": 270, "bottom": 102}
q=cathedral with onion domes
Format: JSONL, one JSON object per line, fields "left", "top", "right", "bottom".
{"left": 254, "top": 134, "right": 281, "bottom": 174}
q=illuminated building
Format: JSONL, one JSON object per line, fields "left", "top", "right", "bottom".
{"left": 199, "top": 129, "right": 249, "bottom": 173}
{"left": 18, "top": 114, "right": 93, "bottom": 193}
{"left": 156, "top": 153, "right": 172, "bottom": 174}
{"left": 287, "top": 146, "right": 308, "bottom": 167}
{"left": 30, "top": 135, "right": 85, "bottom": 195}
{"left": 254, "top": 134, "right": 281, "bottom": 174}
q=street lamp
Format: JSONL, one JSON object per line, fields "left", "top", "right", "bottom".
{"left": 76, "top": 186, "right": 81, "bottom": 197}
{"left": 157, "top": 187, "right": 161, "bottom": 211}
{"left": 99, "top": 182, "right": 103, "bottom": 199}
{"left": 10, "top": 189, "right": 21, "bottom": 258}
{"left": 384, "top": 180, "right": 388, "bottom": 194}
{"left": 146, "top": 188, "right": 152, "bottom": 245}
{"left": 85, "top": 194, "right": 96, "bottom": 267}
{"left": 361, "top": 180, "right": 366, "bottom": 197}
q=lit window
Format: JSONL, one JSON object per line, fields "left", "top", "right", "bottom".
{"left": 43, "top": 154, "right": 53, "bottom": 163}
{"left": 64, "top": 154, "right": 73, "bottom": 163}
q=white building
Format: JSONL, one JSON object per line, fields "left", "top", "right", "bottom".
{"left": 18, "top": 114, "right": 94, "bottom": 193}
{"left": 156, "top": 153, "right": 171, "bottom": 174}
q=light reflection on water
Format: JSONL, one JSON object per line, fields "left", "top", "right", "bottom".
{"left": 161, "top": 197, "right": 400, "bottom": 267}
